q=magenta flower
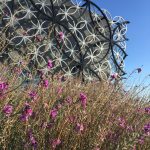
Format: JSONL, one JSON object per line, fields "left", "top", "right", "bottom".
{"left": 27, "top": 129, "right": 37, "bottom": 149}
{"left": 50, "top": 108, "right": 58, "bottom": 120}
{"left": 136, "top": 107, "right": 144, "bottom": 113}
{"left": 43, "top": 79, "right": 49, "bottom": 88}
{"left": 20, "top": 103, "right": 33, "bottom": 122}
{"left": 75, "top": 123, "right": 84, "bottom": 133}
{"left": 20, "top": 114, "right": 29, "bottom": 122}
{"left": 26, "top": 108, "right": 33, "bottom": 116}
{"left": 110, "top": 73, "right": 118, "bottom": 80}
{"left": 145, "top": 107, "right": 150, "bottom": 114}
{"left": 29, "top": 91, "right": 37, "bottom": 101}
{"left": 60, "top": 76, "right": 66, "bottom": 82}
{"left": 143, "top": 122, "right": 150, "bottom": 135}
{"left": 58, "top": 32, "right": 64, "bottom": 42}
{"left": 13, "top": 67, "right": 22, "bottom": 75}
{"left": 106, "top": 131, "right": 120, "bottom": 143}
{"left": 24, "top": 103, "right": 33, "bottom": 117}
{"left": 68, "top": 116, "right": 76, "bottom": 123}
{"left": 132, "top": 145, "right": 137, "bottom": 150}
{"left": 65, "top": 96, "right": 72, "bottom": 105}
{"left": 126, "top": 125, "right": 133, "bottom": 132}
{"left": 51, "top": 138, "right": 61, "bottom": 149}
{"left": 47, "top": 122, "right": 55, "bottom": 129}
{"left": 56, "top": 103, "right": 62, "bottom": 110}
{"left": 79, "top": 92, "right": 87, "bottom": 110}
{"left": 27, "top": 72, "right": 33, "bottom": 80}
{"left": 30, "top": 136, "right": 37, "bottom": 149}
{"left": 35, "top": 34, "right": 43, "bottom": 42}
{"left": 41, "top": 122, "right": 47, "bottom": 129}
{"left": 57, "top": 87, "right": 63, "bottom": 95}
{"left": 3, "top": 104, "right": 13, "bottom": 116}
{"left": 0, "top": 82, "right": 8, "bottom": 92}
{"left": 39, "top": 70, "right": 44, "bottom": 80}
{"left": 118, "top": 117, "right": 126, "bottom": 128}
{"left": 47, "top": 59, "right": 53, "bottom": 69}
{"left": 93, "top": 147, "right": 100, "bottom": 150}
{"left": 138, "top": 136, "right": 145, "bottom": 145}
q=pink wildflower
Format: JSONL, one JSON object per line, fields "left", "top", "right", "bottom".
{"left": 47, "top": 122, "right": 55, "bottom": 129}
{"left": 51, "top": 138, "right": 61, "bottom": 149}
{"left": 106, "top": 131, "right": 120, "bottom": 143}
{"left": 26, "top": 108, "right": 33, "bottom": 116}
{"left": 65, "top": 96, "right": 72, "bottom": 105}
{"left": 57, "top": 87, "right": 63, "bottom": 95}
{"left": 118, "top": 117, "right": 126, "bottom": 128}
{"left": 136, "top": 107, "right": 144, "bottom": 113}
{"left": 13, "top": 67, "right": 22, "bottom": 75}
{"left": 47, "top": 59, "right": 53, "bottom": 69}
{"left": 56, "top": 103, "right": 62, "bottom": 110}
{"left": 93, "top": 147, "right": 100, "bottom": 150}
{"left": 131, "top": 145, "right": 137, "bottom": 150}
{"left": 145, "top": 107, "right": 150, "bottom": 114}
{"left": 30, "top": 136, "right": 37, "bottom": 149}
{"left": 0, "top": 82, "right": 8, "bottom": 91}
{"left": 79, "top": 92, "right": 87, "bottom": 110}
{"left": 60, "top": 76, "right": 66, "bottom": 82}
{"left": 126, "top": 125, "right": 133, "bottom": 132}
{"left": 27, "top": 73, "right": 33, "bottom": 80}
{"left": 41, "top": 122, "right": 47, "bottom": 129}
{"left": 27, "top": 129, "right": 37, "bottom": 149}
{"left": 20, "top": 103, "right": 33, "bottom": 122}
{"left": 110, "top": 73, "right": 118, "bottom": 80}
{"left": 3, "top": 104, "right": 13, "bottom": 116}
{"left": 35, "top": 34, "right": 43, "bottom": 42}
{"left": 43, "top": 79, "right": 49, "bottom": 88}
{"left": 44, "top": 102, "right": 49, "bottom": 109}
{"left": 143, "top": 122, "right": 150, "bottom": 135}
{"left": 138, "top": 136, "right": 145, "bottom": 145}
{"left": 58, "top": 32, "right": 64, "bottom": 42}
{"left": 68, "top": 116, "right": 76, "bottom": 123}
{"left": 20, "top": 114, "right": 29, "bottom": 122}
{"left": 39, "top": 70, "right": 44, "bottom": 80}
{"left": 29, "top": 91, "right": 37, "bottom": 101}
{"left": 50, "top": 108, "right": 58, "bottom": 120}
{"left": 75, "top": 123, "right": 84, "bottom": 133}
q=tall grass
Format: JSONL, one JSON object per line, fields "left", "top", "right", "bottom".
{"left": 0, "top": 64, "right": 150, "bottom": 150}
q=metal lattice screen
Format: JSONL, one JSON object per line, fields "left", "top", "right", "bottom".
{"left": 0, "top": 0, "right": 129, "bottom": 81}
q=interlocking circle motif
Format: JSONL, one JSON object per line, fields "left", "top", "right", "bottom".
{"left": 0, "top": 0, "right": 129, "bottom": 81}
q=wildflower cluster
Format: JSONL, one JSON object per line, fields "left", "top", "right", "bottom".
{"left": 0, "top": 68, "right": 149, "bottom": 150}
{"left": 20, "top": 103, "right": 33, "bottom": 122}
{"left": 0, "top": 81, "right": 8, "bottom": 96}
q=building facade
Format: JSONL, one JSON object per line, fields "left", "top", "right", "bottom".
{"left": 0, "top": 0, "right": 128, "bottom": 81}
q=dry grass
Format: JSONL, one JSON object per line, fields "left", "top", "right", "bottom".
{"left": 0, "top": 64, "right": 150, "bottom": 150}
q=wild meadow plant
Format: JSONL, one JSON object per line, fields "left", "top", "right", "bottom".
{"left": 0, "top": 63, "right": 150, "bottom": 150}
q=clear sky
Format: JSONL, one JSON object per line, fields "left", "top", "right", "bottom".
{"left": 92, "top": 0, "right": 150, "bottom": 79}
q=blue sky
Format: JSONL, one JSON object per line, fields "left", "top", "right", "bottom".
{"left": 92, "top": 0, "right": 150, "bottom": 79}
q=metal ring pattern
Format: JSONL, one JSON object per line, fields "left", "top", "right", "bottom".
{"left": 0, "top": 0, "right": 129, "bottom": 81}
